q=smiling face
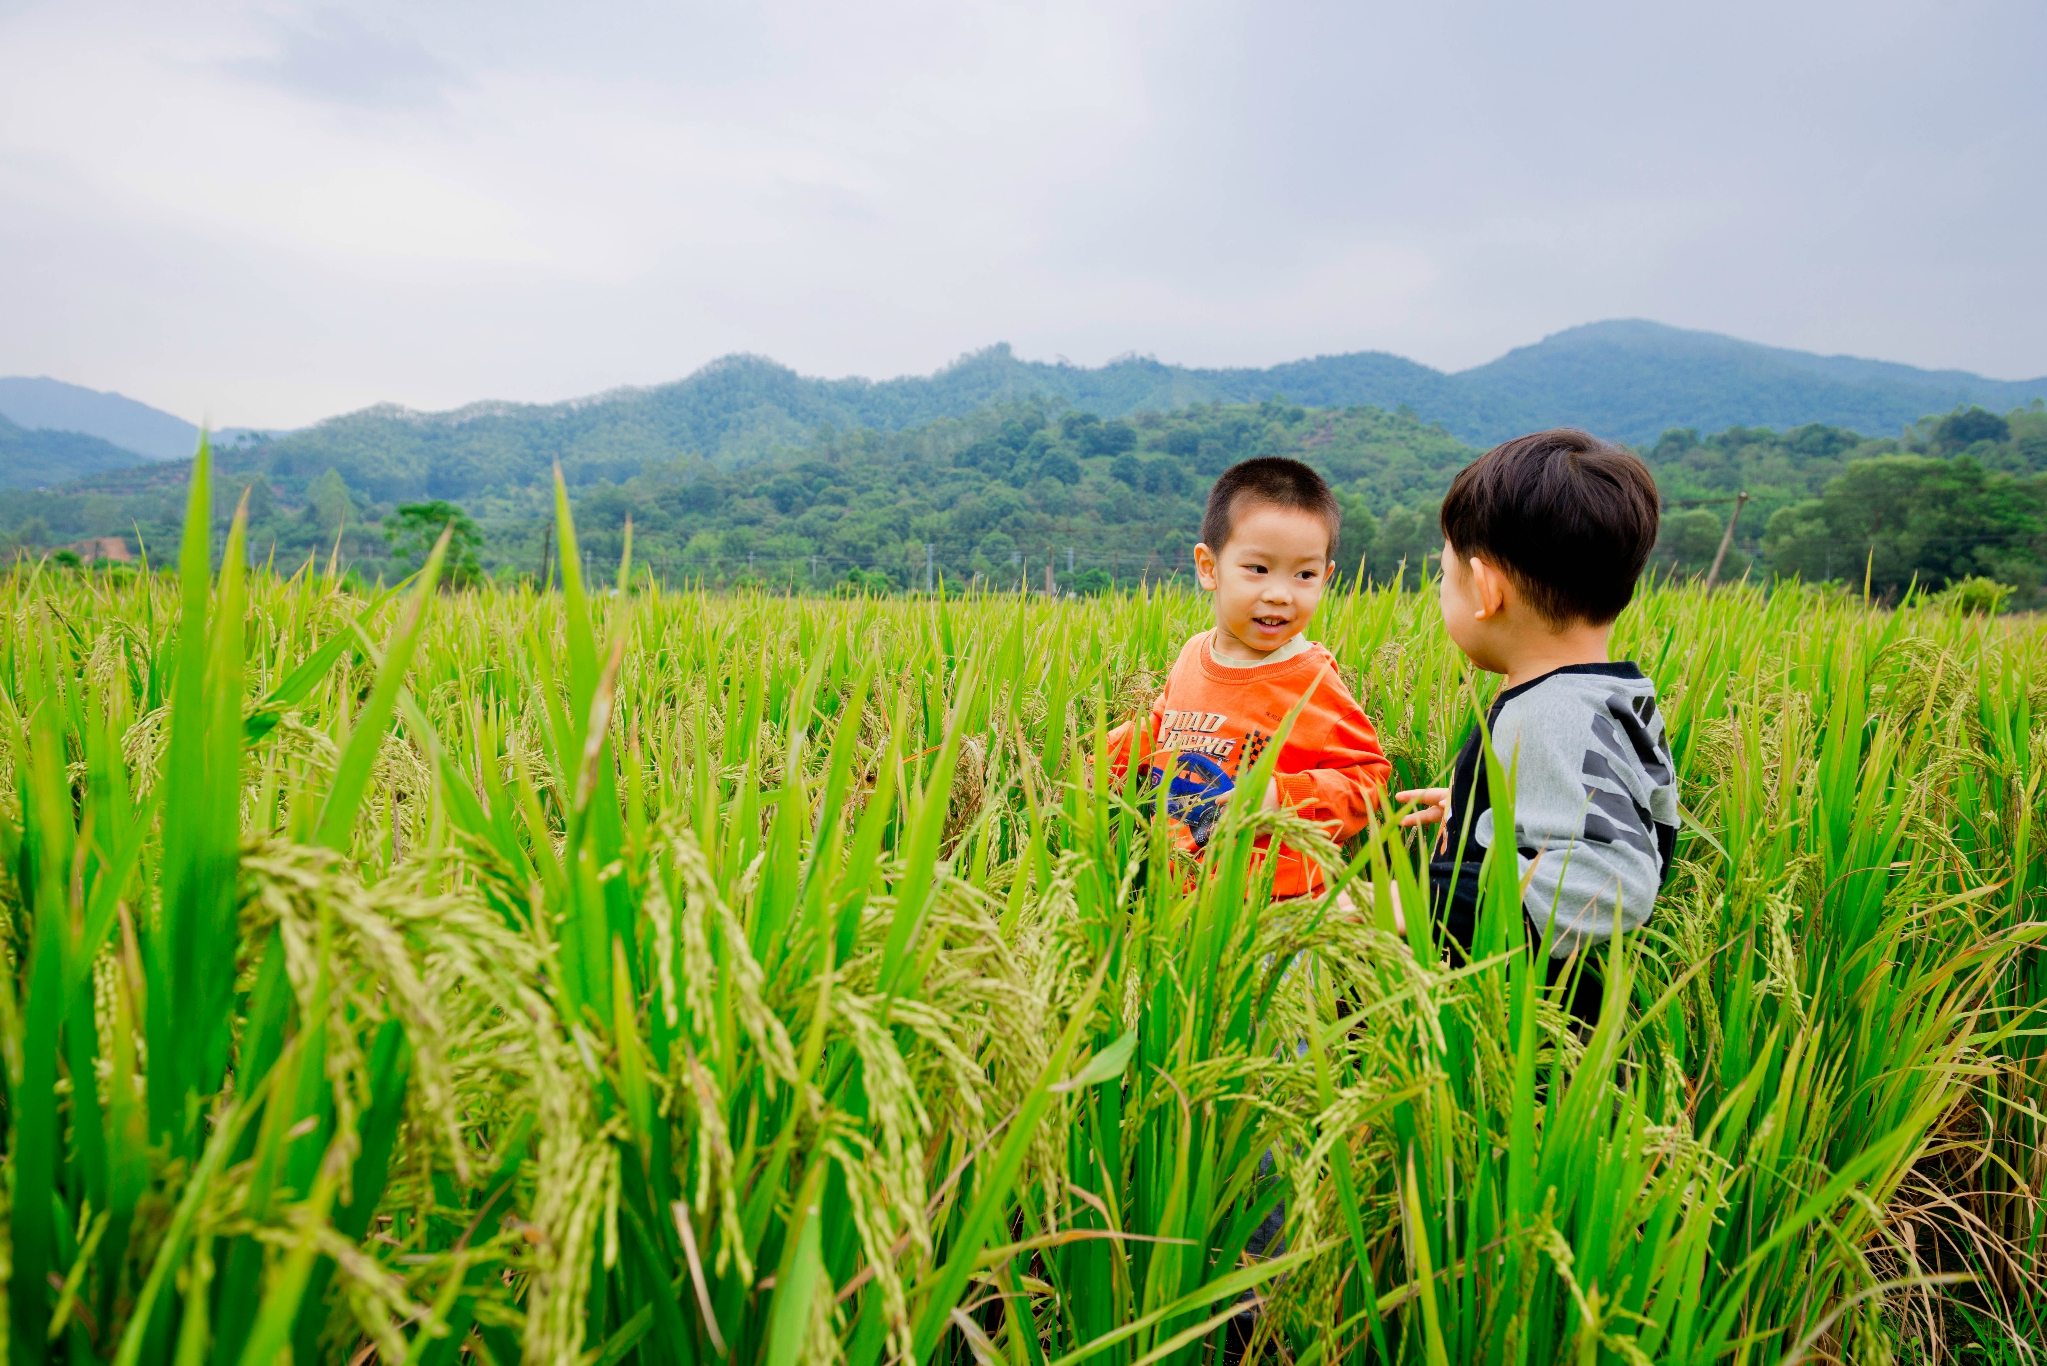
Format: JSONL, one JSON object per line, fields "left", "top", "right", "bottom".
{"left": 1192, "top": 499, "right": 1336, "bottom": 661}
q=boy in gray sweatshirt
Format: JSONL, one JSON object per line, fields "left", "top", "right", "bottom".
{"left": 1397, "top": 428, "right": 1677, "bottom": 1023}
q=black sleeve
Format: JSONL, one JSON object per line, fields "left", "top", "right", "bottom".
{"left": 1431, "top": 853, "right": 1606, "bottom": 1024}
{"left": 1428, "top": 855, "right": 1486, "bottom": 969}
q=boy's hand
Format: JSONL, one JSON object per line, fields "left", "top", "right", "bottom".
{"left": 1333, "top": 883, "right": 1408, "bottom": 936}
{"left": 1235, "top": 778, "right": 1283, "bottom": 811}
{"left": 1397, "top": 787, "right": 1453, "bottom": 854}
{"left": 1395, "top": 787, "right": 1451, "bottom": 828}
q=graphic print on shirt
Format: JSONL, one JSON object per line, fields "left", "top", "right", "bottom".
{"left": 1155, "top": 710, "right": 1237, "bottom": 759}
{"left": 1580, "top": 687, "right": 1678, "bottom": 874}
{"left": 1152, "top": 752, "right": 1234, "bottom": 850}
{"left": 1143, "top": 712, "right": 1240, "bottom": 848}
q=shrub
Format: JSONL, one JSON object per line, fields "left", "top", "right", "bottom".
{"left": 1935, "top": 574, "right": 2013, "bottom": 615}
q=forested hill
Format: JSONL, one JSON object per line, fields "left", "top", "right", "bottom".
{"left": 227, "top": 349, "right": 1461, "bottom": 502}
{"left": 0, "top": 415, "right": 163, "bottom": 490}
{"left": 5, "top": 400, "right": 1477, "bottom": 587}
{"left": 1455, "top": 322, "right": 2047, "bottom": 446}
{"left": 9, "top": 395, "right": 2043, "bottom": 607}
{"left": 174, "top": 322, "right": 2046, "bottom": 502}
{"left": 0, "top": 377, "right": 272, "bottom": 464}
{"left": 8, "top": 321, "right": 2044, "bottom": 492}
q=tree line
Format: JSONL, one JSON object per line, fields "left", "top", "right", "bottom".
{"left": 4, "top": 397, "right": 2043, "bottom": 607}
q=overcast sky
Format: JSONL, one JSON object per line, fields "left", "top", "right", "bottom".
{"left": 2, "top": 0, "right": 2041, "bottom": 429}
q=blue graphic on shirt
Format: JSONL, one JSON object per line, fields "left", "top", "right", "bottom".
{"left": 1145, "top": 752, "right": 1235, "bottom": 850}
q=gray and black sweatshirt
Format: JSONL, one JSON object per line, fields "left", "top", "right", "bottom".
{"left": 1429, "top": 663, "right": 1678, "bottom": 960}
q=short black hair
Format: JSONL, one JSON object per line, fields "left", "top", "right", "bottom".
{"left": 1199, "top": 457, "right": 1341, "bottom": 559}
{"left": 1439, "top": 429, "right": 1660, "bottom": 626}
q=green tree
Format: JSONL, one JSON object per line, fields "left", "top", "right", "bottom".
{"left": 834, "top": 566, "right": 897, "bottom": 596}
{"left": 1035, "top": 449, "right": 1083, "bottom": 485}
{"left": 1930, "top": 406, "right": 2010, "bottom": 454}
{"left": 302, "top": 469, "right": 355, "bottom": 537}
{"left": 1762, "top": 455, "right": 2045, "bottom": 600}
{"left": 2008, "top": 406, "right": 2047, "bottom": 473}
{"left": 1374, "top": 503, "right": 1442, "bottom": 587}
{"left": 1652, "top": 507, "right": 1749, "bottom": 580}
{"left": 383, "top": 500, "right": 483, "bottom": 588}
{"left": 221, "top": 473, "right": 277, "bottom": 525}
{"left": 1331, "top": 490, "right": 1377, "bottom": 582}
{"left": 1079, "top": 418, "right": 1137, "bottom": 457}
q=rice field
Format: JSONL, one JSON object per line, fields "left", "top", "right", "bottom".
{"left": 1, "top": 448, "right": 2042, "bottom": 1365}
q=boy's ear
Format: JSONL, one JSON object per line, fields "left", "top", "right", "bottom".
{"left": 1193, "top": 542, "right": 1220, "bottom": 590}
{"left": 1469, "top": 556, "right": 1511, "bottom": 619}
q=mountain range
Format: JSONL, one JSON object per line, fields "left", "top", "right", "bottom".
{"left": 0, "top": 414, "right": 166, "bottom": 490}
{"left": 0, "top": 376, "right": 274, "bottom": 490}
{"left": 3, "top": 320, "right": 2042, "bottom": 495}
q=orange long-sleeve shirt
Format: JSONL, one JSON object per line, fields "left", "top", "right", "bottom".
{"left": 1105, "top": 630, "right": 1392, "bottom": 897}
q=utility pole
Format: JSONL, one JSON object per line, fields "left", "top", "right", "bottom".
{"left": 1704, "top": 491, "right": 1751, "bottom": 587}
{"left": 1067, "top": 546, "right": 1074, "bottom": 574}
{"left": 926, "top": 543, "right": 934, "bottom": 593}
{"left": 536, "top": 519, "right": 553, "bottom": 589}
{"left": 1044, "top": 556, "right": 1055, "bottom": 596}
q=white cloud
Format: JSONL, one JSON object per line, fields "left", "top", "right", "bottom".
{"left": 229, "top": 8, "right": 463, "bottom": 109}
{"left": 0, "top": 0, "right": 2040, "bottom": 428}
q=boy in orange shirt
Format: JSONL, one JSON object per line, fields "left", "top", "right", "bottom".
{"left": 1106, "top": 457, "right": 1392, "bottom": 897}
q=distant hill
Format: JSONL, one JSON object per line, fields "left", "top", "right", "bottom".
{"left": 6, "top": 393, "right": 2041, "bottom": 606}
{"left": 0, "top": 415, "right": 156, "bottom": 490}
{"left": 0, "top": 377, "right": 203, "bottom": 462}
{"left": 222, "top": 321, "right": 2043, "bottom": 502}
{"left": 1455, "top": 321, "right": 2047, "bottom": 444}
{"left": 0, "top": 398, "right": 1479, "bottom": 587}
{"left": 228, "top": 342, "right": 1476, "bottom": 503}
{"left": 9, "top": 320, "right": 2043, "bottom": 495}
{"left": 0, "top": 377, "right": 279, "bottom": 484}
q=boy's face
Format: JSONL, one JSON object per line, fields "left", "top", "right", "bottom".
{"left": 1193, "top": 501, "right": 1335, "bottom": 658}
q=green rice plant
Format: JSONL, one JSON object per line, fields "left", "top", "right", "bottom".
{"left": 0, "top": 440, "right": 540, "bottom": 1366}
{"left": 0, "top": 473, "right": 2038, "bottom": 1364}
